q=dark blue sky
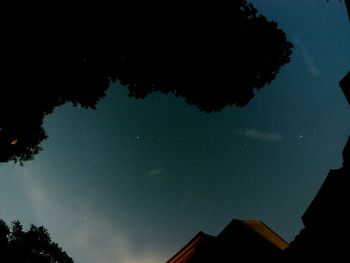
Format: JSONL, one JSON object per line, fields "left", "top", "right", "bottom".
{"left": 0, "top": 1, "right": 349, "bottom": 262}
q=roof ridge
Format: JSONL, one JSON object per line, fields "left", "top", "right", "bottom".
{"left": 166, "top": 231, "right": 214, "bottom": 263}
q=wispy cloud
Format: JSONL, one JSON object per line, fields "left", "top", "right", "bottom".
{"left": 13, "top": 166, "right": 167, "bottom": 263}
{"left": 294, "top": 37, "right": 320, "bottom": 77}
{"left": 66, "top": 217, "right": 166, "bottom": 263}
{"left": 244, "top": 129, "right": 283, "bottom": 142}
{"left": 148, "top": 168, "right": 163, "bottom": 176}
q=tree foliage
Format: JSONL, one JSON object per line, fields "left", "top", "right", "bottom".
{"left": 0, "top": 219, "right": 73, "bottom": 263}
{"left": 0, "top": 1, "right": 293, "bottom": 164}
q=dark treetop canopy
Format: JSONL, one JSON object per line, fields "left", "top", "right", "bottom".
{"left": 0, "top": 219, "right": 73, "bottom": 263}
{"left": 0, "top": 1, "right": 293, "bottom": 164}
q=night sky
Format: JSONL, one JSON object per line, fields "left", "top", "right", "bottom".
{"left": 0, "top": 1, "right": 349, "bottom": 262}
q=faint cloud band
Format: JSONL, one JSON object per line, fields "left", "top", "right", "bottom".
{"left": 148, "top": 168, "right": 163, "bottom": 176}
{"left": 244, "top": 129, "right": 283, "bottom": 142}
{"left": 294, "top": 36, "right": 321, "bottom": 77}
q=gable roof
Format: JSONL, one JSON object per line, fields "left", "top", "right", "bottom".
{"left": 166, "top": 231, "right": 215, "bottom": 263}
{"left": 340, "top": 71, "right": 350, "bottom": 105}
{"left": 167, "top": 219, "right": 289, "bottom": 263}
{"left": 233, "top": 220, "right": 289, "bottom": 250}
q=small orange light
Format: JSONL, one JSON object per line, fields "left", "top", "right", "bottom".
{"left": 10, "top": 139, "right": 18, "bottom": 145}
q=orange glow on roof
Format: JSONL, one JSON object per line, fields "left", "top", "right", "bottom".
{"left": 239, "top": 220, "right": 289, "bottom": 250}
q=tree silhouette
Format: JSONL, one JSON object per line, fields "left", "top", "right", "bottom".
{"left": 0, "top": 219, "right": 73, "bottom": 263}
{"left": 0, "top": 1, "right": 293, "bottom": 164}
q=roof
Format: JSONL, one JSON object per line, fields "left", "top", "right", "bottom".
{"left": 340, "top": 71, "right": 350, "bottom": 105}
{"left": 237, "top": 220, "right": 289, "bottom": 250}
{"left": 218, "top": 219, "right": 289, "bottom": 250}
{"left": 166, "top": 231, "right": 214, "bottom": 263}
{"left": 345, "top": 0, "right": 350, "bottom": 21}
{"left": 167, "top": 219, "right": 289, "bottom": 263}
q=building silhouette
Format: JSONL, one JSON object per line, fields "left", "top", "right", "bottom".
{"left": 286, "top": 136, "right": 349, "bottom": 261}
{"left": 286, "top": 45, "right": 350, "bottom": 261}
{"left": 167, "top": 74, "right": 349, "bottom": 262}
{"left": 341, "top": 71, "right": 350, "bottom": 105}
{"left": 167, "top": 220, "right": 288, "bottom": 263}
